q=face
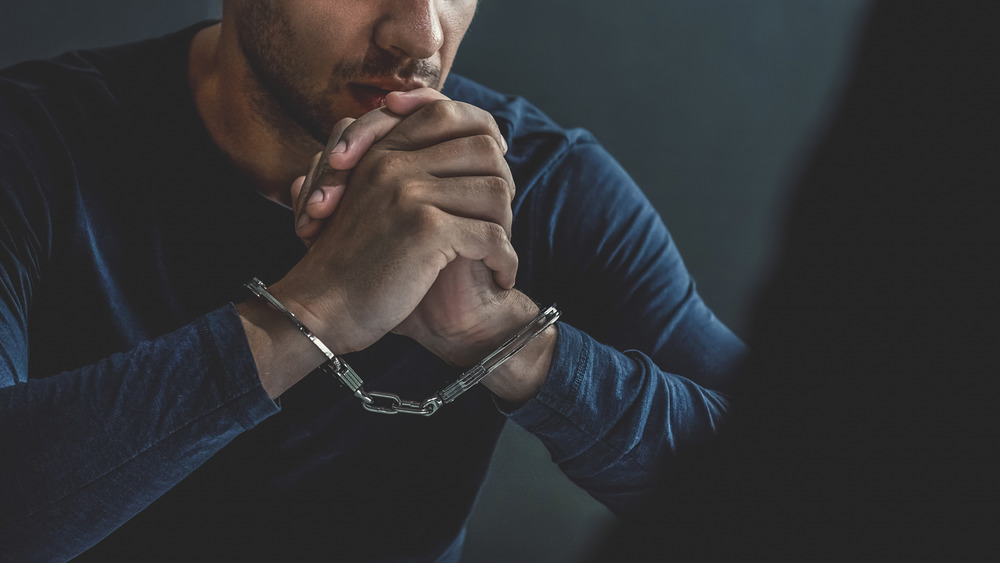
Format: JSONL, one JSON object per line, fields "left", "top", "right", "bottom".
{"left": 233, "top": 0, "right": 477, "bottom": 143}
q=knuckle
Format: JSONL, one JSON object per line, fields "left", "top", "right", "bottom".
{"left": 425, "top": 99, "right": 459, "bottom": 122}
{"left": 393, "top": 177, "right": 426, "bottom": 208}
{"left": 486, "top": 221, "right": 507, "bottom": 244}
{"left": 364, "top": 159, "right": 392, "bottom": 185}
{"left": 501, "top": 206, "right": 514, "bottom": 229}
{"left": 469, "top": 134, "right": 501, "bottom": 158}
{"left": 336, "top": 122, "right": 362, "bottom": 147}
{"left": 413, "top": 206, "right": 444, "bottom": 235}
{"left": 369, "top": 151, "right": 405, "bottom": 182}
{"left": 379, "top": 127, "right": 417, "bottom": 151}
{"left": 488, "top": 115, "right": 503, "bottom": 136}
{"left": 467, "top": 103, "right": 502, "bottom": 137}
{"left": 336, "top": 116, "right": 356, "bottom": 135}
{"left": 485, "top": 176, "right": 513, "bottom": 204}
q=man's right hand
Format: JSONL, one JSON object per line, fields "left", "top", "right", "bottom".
{"left": 272, "top": 92, "right": 516, "bottom": 357}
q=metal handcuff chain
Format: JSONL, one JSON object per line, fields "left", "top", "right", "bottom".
{"left": 245, "top": 278, "right": 560, "bottom": 416}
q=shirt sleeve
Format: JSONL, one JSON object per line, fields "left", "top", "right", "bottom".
{"left": 505, "top": 135, "right": 747, "bottom": 514}
{"left": 0, "top": 89, "right": 280, "bottom": 561}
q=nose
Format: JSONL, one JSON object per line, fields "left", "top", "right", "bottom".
{"left": 373, "top": 0, "right": 445, "bottom": 60}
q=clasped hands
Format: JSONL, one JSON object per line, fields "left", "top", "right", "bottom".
{"left": 272, "top": 89, "right": 553, "bottom": 404}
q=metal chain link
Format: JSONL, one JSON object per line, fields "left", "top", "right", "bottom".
{"left": 322, "top": 306, "right": 561, "bottom": 416}
{"left": 246, "top": 278, "right": 560, "bottom": 417}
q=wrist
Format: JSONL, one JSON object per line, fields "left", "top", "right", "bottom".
{"left": 481, "top": 322, "right": 557, "bottom": 407}
{"left": 422, "top": 291, "right": 558, "bottom": 407}
{"left": 236, "top": 296, "right": 327, "bottom": 399}
{"left": 418, "top": 291, "right": 535, "bottom": 365}
{"left": 267, "top": 276, "right": 359, "bottom": 355}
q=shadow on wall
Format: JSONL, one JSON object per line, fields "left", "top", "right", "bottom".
{"left": 0, "top": 0, "right": 222, "bottom": 68}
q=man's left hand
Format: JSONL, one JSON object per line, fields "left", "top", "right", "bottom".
{"left": 290, "top": 91, "right": 556, "bottom": 405}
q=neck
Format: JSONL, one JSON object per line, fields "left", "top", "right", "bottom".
{"left": 188, "top": 22, "right": 321, "bottom": 205}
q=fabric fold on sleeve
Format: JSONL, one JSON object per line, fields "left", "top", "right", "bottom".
{"left": 506, "top": 322, "right": 730, "bottom": 514}
{"left": 0, "top": 304, "right": 279, "bottom": 561}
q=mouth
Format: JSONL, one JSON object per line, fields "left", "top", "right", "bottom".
{"left": 347, "top": 84, "right": 390, "bottom": 113}
{"left": 347, "top": 79, "right": 429, "bottom": 114}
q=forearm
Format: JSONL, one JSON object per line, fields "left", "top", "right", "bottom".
{"left": 0, "top": 305, "right": 278, "bottom": 560}
{"left": 505, "top": 323, "right": 734, "bottom": 515}
{"left": 236, "top": 285, "right": 335, "bottom": 399}
{"left": 404, "top": 284, "right": 736, "bottom": 514}
{"left": 481, "top": 320, "right": 556, "bottom": 407}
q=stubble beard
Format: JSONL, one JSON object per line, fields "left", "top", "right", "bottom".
{"left": 236, "top": 1, "right": 332, "bottom": 146}
{"left": 235, "top": 2, "right": 443, "bottom": 146}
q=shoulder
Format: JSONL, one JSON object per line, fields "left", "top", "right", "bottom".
{"left": 0, "top": 21, "right": 207, "bottom": 147}
{"left": 443, "top": 74, "right": 611, "bottom": 196}
{"left": 0, "top": 22, "right": 208, "bottom": 186}
{"left": 0, "top": 23, "right": 207, "bottom": 261}
{"left": 443, "top": 75, "right": 597, "bottom": 152}
{"left": 442, "top": 74, "right": 577, "bottom": 140}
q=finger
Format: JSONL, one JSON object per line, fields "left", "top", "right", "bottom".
{"left": 376, "top": 100, "right": 508, "bottom": 156}
{"left": 444, "top": 216, "right": 518, "bottom": 290}
{"left": 295, "top": 117, "right": 355, "bottom": 214}
{"left": 305, "top": 184, "right": 347, "bottom": 220}
{"left": 384, "top": 88, "right": 452, "bottom": 117}
{"left": 326, "top": 112, "right": 390, "bottom": 170}
{"left": 403, "top": 135, "right": 515, "bottom": 188}
{"left": 294, "top": 121, "right": 356, "bottom": 235}
{"left": 295, "top": 152, "right": 325, "bottom": 221}
{"left": 328, "top": 89, "right": 454, "bottom": 170}
{"left": 295, "top": 183, "right": 348, "bottom": 244}
{"left": 326, "top": 88, "right": 447, "bottom": 172}
{"left": 425, "top": 213, "right": 517, "bottom": 289}
{"left": 290, "top": 174, "right": 307, "bottom": 211}
{"left": 408, "top": 175, "right": 514, "bottom": 237}
{"left": 290, "top": 175, "right": 320, "bottom": 248}
{"left": 294, "top": 162, "right": 346, "bottom": 244}
{"left": 303, "top": 163, "right": 351, "bottom": 222}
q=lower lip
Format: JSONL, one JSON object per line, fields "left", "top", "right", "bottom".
{"left": 348, "top": 84, "right": 389, "bottom": 113}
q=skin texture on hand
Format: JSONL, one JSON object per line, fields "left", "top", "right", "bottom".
{"left": 274, "top": 91, "right": 518, "bottom": 353}
{"left": 287, "top": 92, "right": 555, "bottom": 405}
{"left": 291, "top": 88, "right": 508, "bottom": 243}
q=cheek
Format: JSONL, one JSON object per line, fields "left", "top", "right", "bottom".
{"left": 443, "top": 0, "right": 477, "bottom": 40}
{"left": 283, "top": 2, "right": 376, "bottom": 73}
{"left": 438, "top": 1, "right": 477, "bottom": 67}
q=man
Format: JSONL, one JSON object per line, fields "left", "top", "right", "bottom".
{"left": 0, "top": 1, "right": 745, "bottom": 561}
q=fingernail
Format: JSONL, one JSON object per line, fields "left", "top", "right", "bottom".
{"left": 307, "top": 188, "right": 326, "bottom": 206}
{"left": 501, "top": 135, "right": 508, "bottom": 154}
{"left": 330, "top": 140, "right": 347, "bottom": 154}
{"left": 295, "top": 212, "right": 310, "bottom": 230}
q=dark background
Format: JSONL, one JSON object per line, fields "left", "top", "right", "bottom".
{"left": 0, "top": 1, "right": 870, "bottom": 561}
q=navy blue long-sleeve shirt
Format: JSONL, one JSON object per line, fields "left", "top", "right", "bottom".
{"left": 0, "top": 23, "right": 745, "bottom": 562}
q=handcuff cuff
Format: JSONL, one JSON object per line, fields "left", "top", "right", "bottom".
{"left": 245, "top": 277, "right": 560, "bottom": 416}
